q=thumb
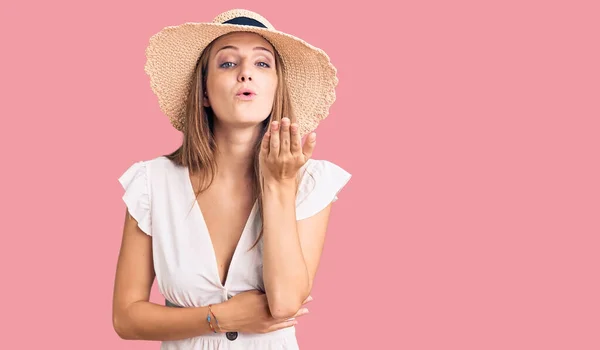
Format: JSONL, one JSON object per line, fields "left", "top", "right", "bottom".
{"left": 302, "top": 132, "right": 316, "bottom": 160}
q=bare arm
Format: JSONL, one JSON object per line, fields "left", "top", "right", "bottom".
{"left": 262, "top": 180, "right": 331, "bottom": 319}
{"left": 112, "top": 209, "right": 219, "bottom": 341}
{"left": 260, "top": 118, "right": 332, "bottom": 319}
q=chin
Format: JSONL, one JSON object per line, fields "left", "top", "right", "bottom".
{"left": 223, "top": 115, "right": 268, "bottom": 129}
{"left": 213, "top": 107, "right": 271, "bottom": 128}
{"left": 234, "top": 112, "right": 270, "bottom": 124}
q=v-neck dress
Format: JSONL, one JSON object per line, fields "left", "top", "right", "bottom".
{"left": 118, "top": 155, "right": 352, "bottom": 350}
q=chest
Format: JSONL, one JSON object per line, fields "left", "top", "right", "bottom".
{"left": 148, "top": 163, "right": 269, "bottom": 305}
{"left": 192, "top": 177, "right": 257, "bottom": 287}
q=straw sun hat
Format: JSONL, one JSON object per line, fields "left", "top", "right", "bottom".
{"left": 144, "top": 9, "right": 339, "bottom": 137}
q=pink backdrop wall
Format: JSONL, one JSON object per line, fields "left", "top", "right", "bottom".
{"left": 1, "top": 0, "right": 598, "bottom": 349}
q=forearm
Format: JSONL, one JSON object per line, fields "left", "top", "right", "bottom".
{"left": 114, "top": 301, "right": 219, "bottom": 341}
{"left": 262, "top": 179, "right": 310, "bottom": 319}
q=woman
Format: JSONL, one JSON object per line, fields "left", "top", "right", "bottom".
{"left": 113, "top": 9, "right": 351, "bottom": 350}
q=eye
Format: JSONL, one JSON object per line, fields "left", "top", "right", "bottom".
{"left": 220, "top": 62, "right": 236, "bottom": 68}
{"left": 257, "top": 61, "right": 271, "bottom": 68}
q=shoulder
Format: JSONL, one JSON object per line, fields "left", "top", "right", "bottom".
{"left": 297, "top": 158, "right": 352, "bottom": 192}
{"left": 116, "top": 156, "right": 182, "bottom": 236}
{"left": 119, "top": 156, "right": 179, "bottom": 179}
{"left": 295, "top": 158, "right": 352, "bottom": 221}
{"left": 299, "top": 158, "right": 350, "bottom": 177}
{"left": 117, "top": 155, "right": 180, "bottom": 199}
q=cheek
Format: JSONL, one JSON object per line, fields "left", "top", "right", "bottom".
{"left": 207, "top": 77, "right": 232, "bottom": 100}
{"left": 266, "top": 75, "right": 278, "bottom": 99}
{"left": 262, "top": 86, "right": 277, "bottom": 107}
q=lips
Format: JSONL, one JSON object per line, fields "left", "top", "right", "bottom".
{"left": 236, "top": 88, "right": 256, "bottom": 97}
{"left": 236, "top": 88, "right": 257, "bottom": 101}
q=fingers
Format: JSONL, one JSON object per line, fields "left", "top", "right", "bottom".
{"left": 266, "top": 308, "right": 309, "bottom": 332}
{"left": 302, "top": 132, "right": 317, "bottom": 160}
{"left": 260, "top": 304, "right": 310, "bottom": 334}
{"left": 263, "top": 117, "right": 312, "bottom": 182}
{"left": 290, "top": 122, "right": 302, "bottom": 155}
{"left": 270, "top": 121, "right": 280, "bottom": 156}
{"left": 280, "top": 118, "right": 291, "bottom": 155}
{"left": 260, "top": 131, "right": 271, "bottom": 157}
{"left": 302, "top": 295, "right": 313, "bottom": 304}
{"left": 291, "top": 308, "right": 310, "bottom": 318}
{"left": 268, "top": 319, "right": 298, "bottom": 332}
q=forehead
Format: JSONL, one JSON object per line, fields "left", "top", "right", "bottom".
{"left": 211, "top": 32, "right": 274, "bottom": 52}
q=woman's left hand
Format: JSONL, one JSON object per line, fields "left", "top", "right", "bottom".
{"left": 259, "top": 117, "right": 316, "bottom": 183}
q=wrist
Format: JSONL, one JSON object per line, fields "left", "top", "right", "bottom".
{"left": 263, "top": 177, "right": 296, "bottom": 192}
{"left": 210, "top": 302, "right": 233, "bottom": 333}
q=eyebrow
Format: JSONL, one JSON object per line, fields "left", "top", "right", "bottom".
{"left": 216, "top": 45, "right": 274, "bottom": 58}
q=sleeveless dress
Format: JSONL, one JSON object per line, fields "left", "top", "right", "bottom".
{"left": 118, "top": 156, "right": 351, "bottom": 349}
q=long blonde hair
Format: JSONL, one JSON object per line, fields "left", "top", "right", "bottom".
{"left": 164, "top": 33, "right": 298, "bottom": 250}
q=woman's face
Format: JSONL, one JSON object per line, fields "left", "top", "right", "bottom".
{"left": 204, "top": 32, "right": 278, "bottom": 129}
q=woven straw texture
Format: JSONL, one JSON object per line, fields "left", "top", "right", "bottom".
{"left": 144, "top": 9, "right": 338, "bottom": 137}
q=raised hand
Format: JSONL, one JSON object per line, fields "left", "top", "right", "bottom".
{"left": 260, "top": 117, "right": 317, "bottom": 182}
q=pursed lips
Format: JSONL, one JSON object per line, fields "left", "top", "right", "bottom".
{"left": 236, "top": 88, "right": 257, "bottom": 100}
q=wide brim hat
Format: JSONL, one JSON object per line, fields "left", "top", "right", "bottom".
{"left": 144, "top": 9, "right": 338, "bottom": 137}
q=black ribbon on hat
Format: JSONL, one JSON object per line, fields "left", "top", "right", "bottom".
{"left": 223, "top": 16, "right": 267, "bottom": 28}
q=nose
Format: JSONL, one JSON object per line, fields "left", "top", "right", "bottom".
{"left": 238, "top": 74, "right": 252, "bottom": 82}
{"left": 237, "top": 62, "right": 253, "bottom": 82}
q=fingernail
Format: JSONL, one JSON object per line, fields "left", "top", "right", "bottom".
{"left": 310, "top": 133, "right": 317, "bottom": 142}
{"left": 307, "top": 296, "right": 313, "bottom": 301}
{"left": 303, "top": 308, "right": 309, "bottom": 314}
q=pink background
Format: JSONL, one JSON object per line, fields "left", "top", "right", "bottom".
{"left": 1, "top": 0, "right": 599, "bottom": 349}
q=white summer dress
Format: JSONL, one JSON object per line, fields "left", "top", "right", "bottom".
{"left": 118, "top": 155, "right": 352, "bottom": 350}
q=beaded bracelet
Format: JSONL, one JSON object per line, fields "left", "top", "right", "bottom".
{"left": 206, "top": 304, "right": 220, "bottom": 333}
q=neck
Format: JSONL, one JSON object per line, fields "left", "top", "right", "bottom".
{"left": 212, "top": 124, "right": 262, "bottom": 182}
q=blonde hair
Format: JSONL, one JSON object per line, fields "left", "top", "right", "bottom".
{"left": 164, "top": 33, "right": 299, "bottom": 249}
